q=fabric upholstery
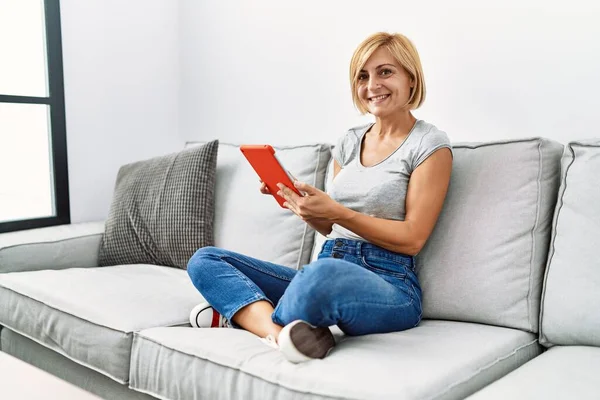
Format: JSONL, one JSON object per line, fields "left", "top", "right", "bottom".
{"left": 467, "top": 346, "right": 600, "bottom": 399}
{"left": 0, "top": 222, "right": 104, "bottom": 273}
{"left": 129, "top": 320, "right": 540, "bottom": 400}
{"left": 539, "top": 140, "right": 600, "bottom": 347}
{"left": 1, "top": 328, "right": 154, "bottom": 400}
{"left": 0, "top": 264, "right": 205, "bottom": 384}
{"left": 99, "top": 141, "right": 218, "bottom": 269}
{"left": 416, "top": 138, "right": 563, "bottom": 332}
{"left": 186, "top": 142, "right": 331, "bottom": 269}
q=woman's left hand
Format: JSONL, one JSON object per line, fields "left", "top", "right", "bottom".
{"left": 277, "top": 181, "right": 341, "bottom": 221}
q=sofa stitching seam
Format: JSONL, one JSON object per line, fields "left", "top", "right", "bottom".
{"left": 124, "top": 386, "right": 172, "bottom": 400}
{"left": 538, "top": 143, "right": 575, "bottom": 346}
{"left": 0, "top": 233, "right": 104, "bottom": 253}
{"left": 0, "top": 284, "right": 187, "bottom": 383}
{"left": 0, "top": 284, "right": 137, "bottom": 335}
{"left": 0, "top": 324, "right": 129, "bottom": 385}
{"left": 526, "top": 141, "right": 544, "bottom": 333}
{"left": 451, "top": 137, "right": 546, "bottom": 149}
{"left": 425, "top": 338, "right": 540, "bottom": 400}
{"left": 131, "top": 332, "right": 348, "bottom": 400}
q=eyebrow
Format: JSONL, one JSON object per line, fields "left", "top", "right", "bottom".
{"left": 360, "top": 64, "right": 396, "bottom": 72}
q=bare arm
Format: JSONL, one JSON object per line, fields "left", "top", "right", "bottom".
{"left": 303, "top": 161, "right": 342, "bottom": 236}
{"left": 331, "top": 148, "right": 452, "bottom": 255}
{"left": 259, "top": 161, "right": 341, "bottom": 236}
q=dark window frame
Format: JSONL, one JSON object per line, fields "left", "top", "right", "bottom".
{"left": 0, "top": 0, "right": 70, "bottom": 233}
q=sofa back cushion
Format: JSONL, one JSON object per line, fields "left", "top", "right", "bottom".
{"left": 540, "top": 140, "right": 600, "bottom": 347}
{"left": 416, "top": 138, "right": 563, "bottom": 332}
{"left": 186, "top": 142, "right": 331, "bottom": 269}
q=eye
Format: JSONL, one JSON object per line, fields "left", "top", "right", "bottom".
{"left": 357, "top": 73, "right": 368, "bottom": 81}
{"left": 379, "top": 68, "right": 393, "bottom": 77}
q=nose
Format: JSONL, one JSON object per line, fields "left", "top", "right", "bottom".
{"left": 367, "top": 74, "right": 381, "bottom": 92}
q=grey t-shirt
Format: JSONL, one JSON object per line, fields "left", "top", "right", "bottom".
{"left": 328, "top": 119, "right": 452, "bottom": 241}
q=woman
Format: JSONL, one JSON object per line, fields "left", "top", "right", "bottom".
{"left": 187, "top": 32, "right": 453, "bottom": 363}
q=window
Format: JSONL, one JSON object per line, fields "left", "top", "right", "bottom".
{"left": 0, "top": 0, "right": 69, "bottom": 233}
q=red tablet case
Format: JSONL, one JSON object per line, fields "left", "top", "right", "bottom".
{"left": 240, "top": 145, "right": 301, "bottom": 208}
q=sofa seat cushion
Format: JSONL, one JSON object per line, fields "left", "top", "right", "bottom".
{"left": 467, "top": 346, "right": 600, "bottom": 399}
{"left": 130, "top": 320, "right": 540, "bottom": 400}
{"left": 0, "top": 264, "right": 205, "bottom": 384}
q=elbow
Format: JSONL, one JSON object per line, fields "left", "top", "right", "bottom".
{"left": 398, "top": 222, "right": 428, "bottom": 256}
{"left": 390, "top": 238, "right": 424, "bottom": 257}
{"left": 401, "top": 239, "right": 425, "bottom": 257}
{"left": 410, "top": 238, "right": 427, "bottom": 256}
{"left": 406, "top": 221, "right": 432, "bottom": 255}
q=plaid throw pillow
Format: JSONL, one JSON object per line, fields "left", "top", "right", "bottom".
{"left": 99, "top": 140, "right": 218, "bottom": 269}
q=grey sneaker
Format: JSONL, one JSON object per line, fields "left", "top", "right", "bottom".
{"left": 189, "top": 302, "right": 231, "bottom": 328}
{"left": 277, "top": 320, "right": 336, "bottom": 363}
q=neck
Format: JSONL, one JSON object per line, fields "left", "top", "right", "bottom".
{"left": 373, "top": 111, "right": 417, "bottom": 138}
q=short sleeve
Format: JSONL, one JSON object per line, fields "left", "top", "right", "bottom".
{"left": 413, "top": 127, "right": 453, "bottom": 170}
{"left": 332, "top": 132, "right": 350, "bottom": 167}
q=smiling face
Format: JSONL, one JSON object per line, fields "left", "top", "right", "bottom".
{"left": 356, "top": 46, "right": 414, "bottom": 118}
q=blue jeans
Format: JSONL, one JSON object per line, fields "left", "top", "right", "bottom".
{"left": 187, "top": 238, "right": 422, "bottom": 336}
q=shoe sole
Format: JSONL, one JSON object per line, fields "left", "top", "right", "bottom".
{"left": 289, "top": 321, "right": 335, "bottom": 359}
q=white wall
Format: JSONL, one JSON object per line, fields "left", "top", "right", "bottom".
{"left": 61, "top": 0, "right": 182, "bottom": 223}
{"left": 59, "top": 0, "right": 600, "bottom": 222}
{"left": 179, "top": 0, "right": 600, "bottom": 146}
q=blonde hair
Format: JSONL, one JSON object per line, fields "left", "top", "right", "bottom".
{"left": 350, "top": 32, "right": 426, "bottom": 113}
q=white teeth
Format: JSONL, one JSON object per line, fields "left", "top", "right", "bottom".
{"left": 370, "top": 94, "right": 389, "bottom": 101}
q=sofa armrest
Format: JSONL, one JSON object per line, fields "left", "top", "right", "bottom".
{"left": 0, "top": 222, "right": 105, "bottom": 273}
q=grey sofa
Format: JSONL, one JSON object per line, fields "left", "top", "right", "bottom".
{"left": 0, "top": 138, "right": 598, "bottom": 400}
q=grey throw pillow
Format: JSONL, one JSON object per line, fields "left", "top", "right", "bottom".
{"left": 99, "top": 140, "right": 218, "bottom": 269}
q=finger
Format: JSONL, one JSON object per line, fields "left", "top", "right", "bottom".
{"left": 293, "top": 181, "right": 318, "bottom": 195}
{"left": 277, "top": 183, "right": 302, "bottom": 203}
{"left": 260, "top": 182, "right": 270, "bottom": 194}
{"left": 278, "top": 187, "right": 299, "bottom": 209}
{"left": 283, "top": 201, "right": 301, "bottom": 217}
{"left": 277, "top": 188, "right": 292, "bottom": 204}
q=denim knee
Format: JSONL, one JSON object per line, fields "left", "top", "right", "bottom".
{"left": 279, "top": 260, "right": 346, "bottom": 320}
{"left": 187, "top": 246, "right": 222, "bottom": 282}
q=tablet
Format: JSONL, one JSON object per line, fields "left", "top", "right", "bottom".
{"left": 240, "top": 145, "right": 302, "bottom": 208}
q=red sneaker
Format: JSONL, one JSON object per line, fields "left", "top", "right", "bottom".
{"left": 189, "top": 302, "right": 231, "bottom": 328}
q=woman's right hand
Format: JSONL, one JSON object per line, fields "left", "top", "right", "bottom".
{"left": 259, "top": 180, "right": 271, "bottom": 195}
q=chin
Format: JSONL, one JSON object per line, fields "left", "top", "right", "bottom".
{"left": 369, "top": 107, "right": 392, "bottom": 118}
